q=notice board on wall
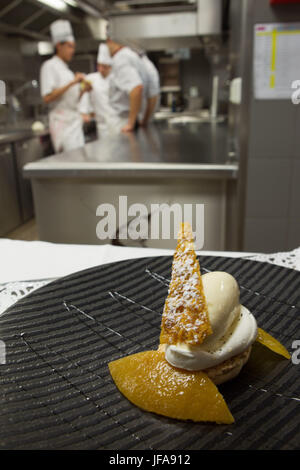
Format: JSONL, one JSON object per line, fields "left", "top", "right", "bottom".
{"left": 254, "top": 22, "right": 300, "bottom": 99}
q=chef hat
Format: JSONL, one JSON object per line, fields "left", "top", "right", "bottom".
{"left": 50, "top": 20, "right": 75, "bottom": 45}
{"left": 97, "top": 43, "right": 112, "bottom": 65}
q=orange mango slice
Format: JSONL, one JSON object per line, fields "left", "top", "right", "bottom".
{"left": 109, "top": 350, "right": 234, "bottom": 424}
{"left": 256, "top": 327, "right": 290, "bottom": 359}
{"left": 160, "top": 222, "right": 212, "bottom": 346}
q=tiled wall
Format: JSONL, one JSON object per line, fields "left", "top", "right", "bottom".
{"left": 242, "top": 1, "right": 300, "bottom": 252}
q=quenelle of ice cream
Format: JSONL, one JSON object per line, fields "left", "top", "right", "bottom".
{"left": 165, "top": 271, "right": 258, "bottom": 371}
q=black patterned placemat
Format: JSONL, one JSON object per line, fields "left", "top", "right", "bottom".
{"left": 0, "top": 255, "right": 299, "bottom": 450}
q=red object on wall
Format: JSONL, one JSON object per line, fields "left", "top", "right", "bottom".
{"left": 270, "top": 0, "right": 300, "bottom": 4}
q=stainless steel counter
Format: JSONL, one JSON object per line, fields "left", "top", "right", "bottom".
{"left": 0, "top": 128, "right": 50, "bottom": 145}
{"left": 23, "top": 120, "right": 239, "bottom": 250}
{"left": 0, "top": 126, "right": 51, "bottom": 235}
{"left": 24, "top": 121, "right": 238, "bottom": 180}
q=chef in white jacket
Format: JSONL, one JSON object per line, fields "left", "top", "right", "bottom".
{"left": 139, "top": 53, "right": 160, "bottom": 127}
{"left": 106, "top": 37, "right": 149, "bottom": 133}
{"left": 40, "top": 20, "right": 91, "bottom": 153}
{"left": 79, "top": 43, "right": 115, "bottom": 138}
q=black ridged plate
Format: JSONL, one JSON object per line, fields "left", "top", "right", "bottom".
{"left": 0, "top": 255, "right": 299, "bottom": 450}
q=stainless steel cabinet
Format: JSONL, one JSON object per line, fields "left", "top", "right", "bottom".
{"left": 14, "top": 137, "right": 44, "bottom": 222}
{"left": 0, "top": 143, "right": 22, "bottom": 236}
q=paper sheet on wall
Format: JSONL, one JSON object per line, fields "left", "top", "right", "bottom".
{"left": 254, "top": 23, "right": 300, "bottom": 99}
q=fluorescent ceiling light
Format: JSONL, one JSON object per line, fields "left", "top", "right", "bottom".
{"left": 114, "top": 2, "right": 130, "bottom": 9}
{"left": 64, "top": 0, "right": 78, "bottom": 7}
{"left": 38, "top": 41, "right": 54, "bottom": 55}
{"left": 36, "top": 0, "right": 68, "bottom": 12}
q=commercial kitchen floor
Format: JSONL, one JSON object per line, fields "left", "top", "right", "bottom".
{"left": 5, "top": 219, "right": 39, "bottom": 241}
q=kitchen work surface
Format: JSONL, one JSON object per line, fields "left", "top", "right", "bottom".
{"left": 23, "top": 121, "right": 236, "bottom": 179}
{"left": 22, "top": 121, "right": 238, "bottom": 250}
{"left": 0, "top": 252, "right": 299, "bottom": 450}
{"left": 0, "top": 127, "right": 49, "bottom": 145}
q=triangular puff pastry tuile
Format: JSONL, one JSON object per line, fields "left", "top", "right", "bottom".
{"left": 160, "top": 222, "right": 213, "bottom": 346}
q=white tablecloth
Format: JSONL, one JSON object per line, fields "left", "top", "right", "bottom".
{"left": 0, "top": 239, "right": 261, "bottom": 284}
{"left": 0, "top": 238, "right": 299, "bottom": 316}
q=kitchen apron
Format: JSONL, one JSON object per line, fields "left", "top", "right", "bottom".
{"left": 104, "top": 113, "right": 128, "bottom": 135}
{"left": 94, "top": 97, "right": 120, "bottom": 137}
{"left": 49, "top": 108, "right": 84, "bottom": 153}
{"left": 79, "top": 72, "right": 120, "bottom": 140}
{"left": 48, "top": 67, "right": 84, "bottom": 153}
{"left": 96, "top": 121, "right": 112, "bottom": 138}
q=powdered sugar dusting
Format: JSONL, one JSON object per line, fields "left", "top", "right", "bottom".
{"left": 160, "top": 223, "right": 212, "bottom": 346}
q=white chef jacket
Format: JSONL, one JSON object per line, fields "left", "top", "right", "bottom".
{"left": 40, "top": 55, "right": 84, "bottom": 153}
{"left": 79, "top": 72, "right": 116, "bottom": 138}
{"left": 142, "top": 55, "right": 160, "bottom": 98}
{"left": 109, "top": 47, "right": 149, "bottom": 130}
{"left": 141, "top": 54, "right": 160, "bottom": 118}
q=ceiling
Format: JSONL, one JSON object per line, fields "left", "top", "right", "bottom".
{"left": 103, "top": 0, "right": 197, "bottom": 16}
{"left": 0, "top": 0, "right": 105, "bottom": 41}
{"left": 0, "top": 0, "right": 199, "bottom": 42}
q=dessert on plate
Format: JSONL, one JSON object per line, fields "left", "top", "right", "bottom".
{"left": 109, "top": 223, "right": 290, "bottom": 424}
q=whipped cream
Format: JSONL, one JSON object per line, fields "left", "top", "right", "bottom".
{"left": 165, "top": 271, "right": 258, "bottom": 371}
